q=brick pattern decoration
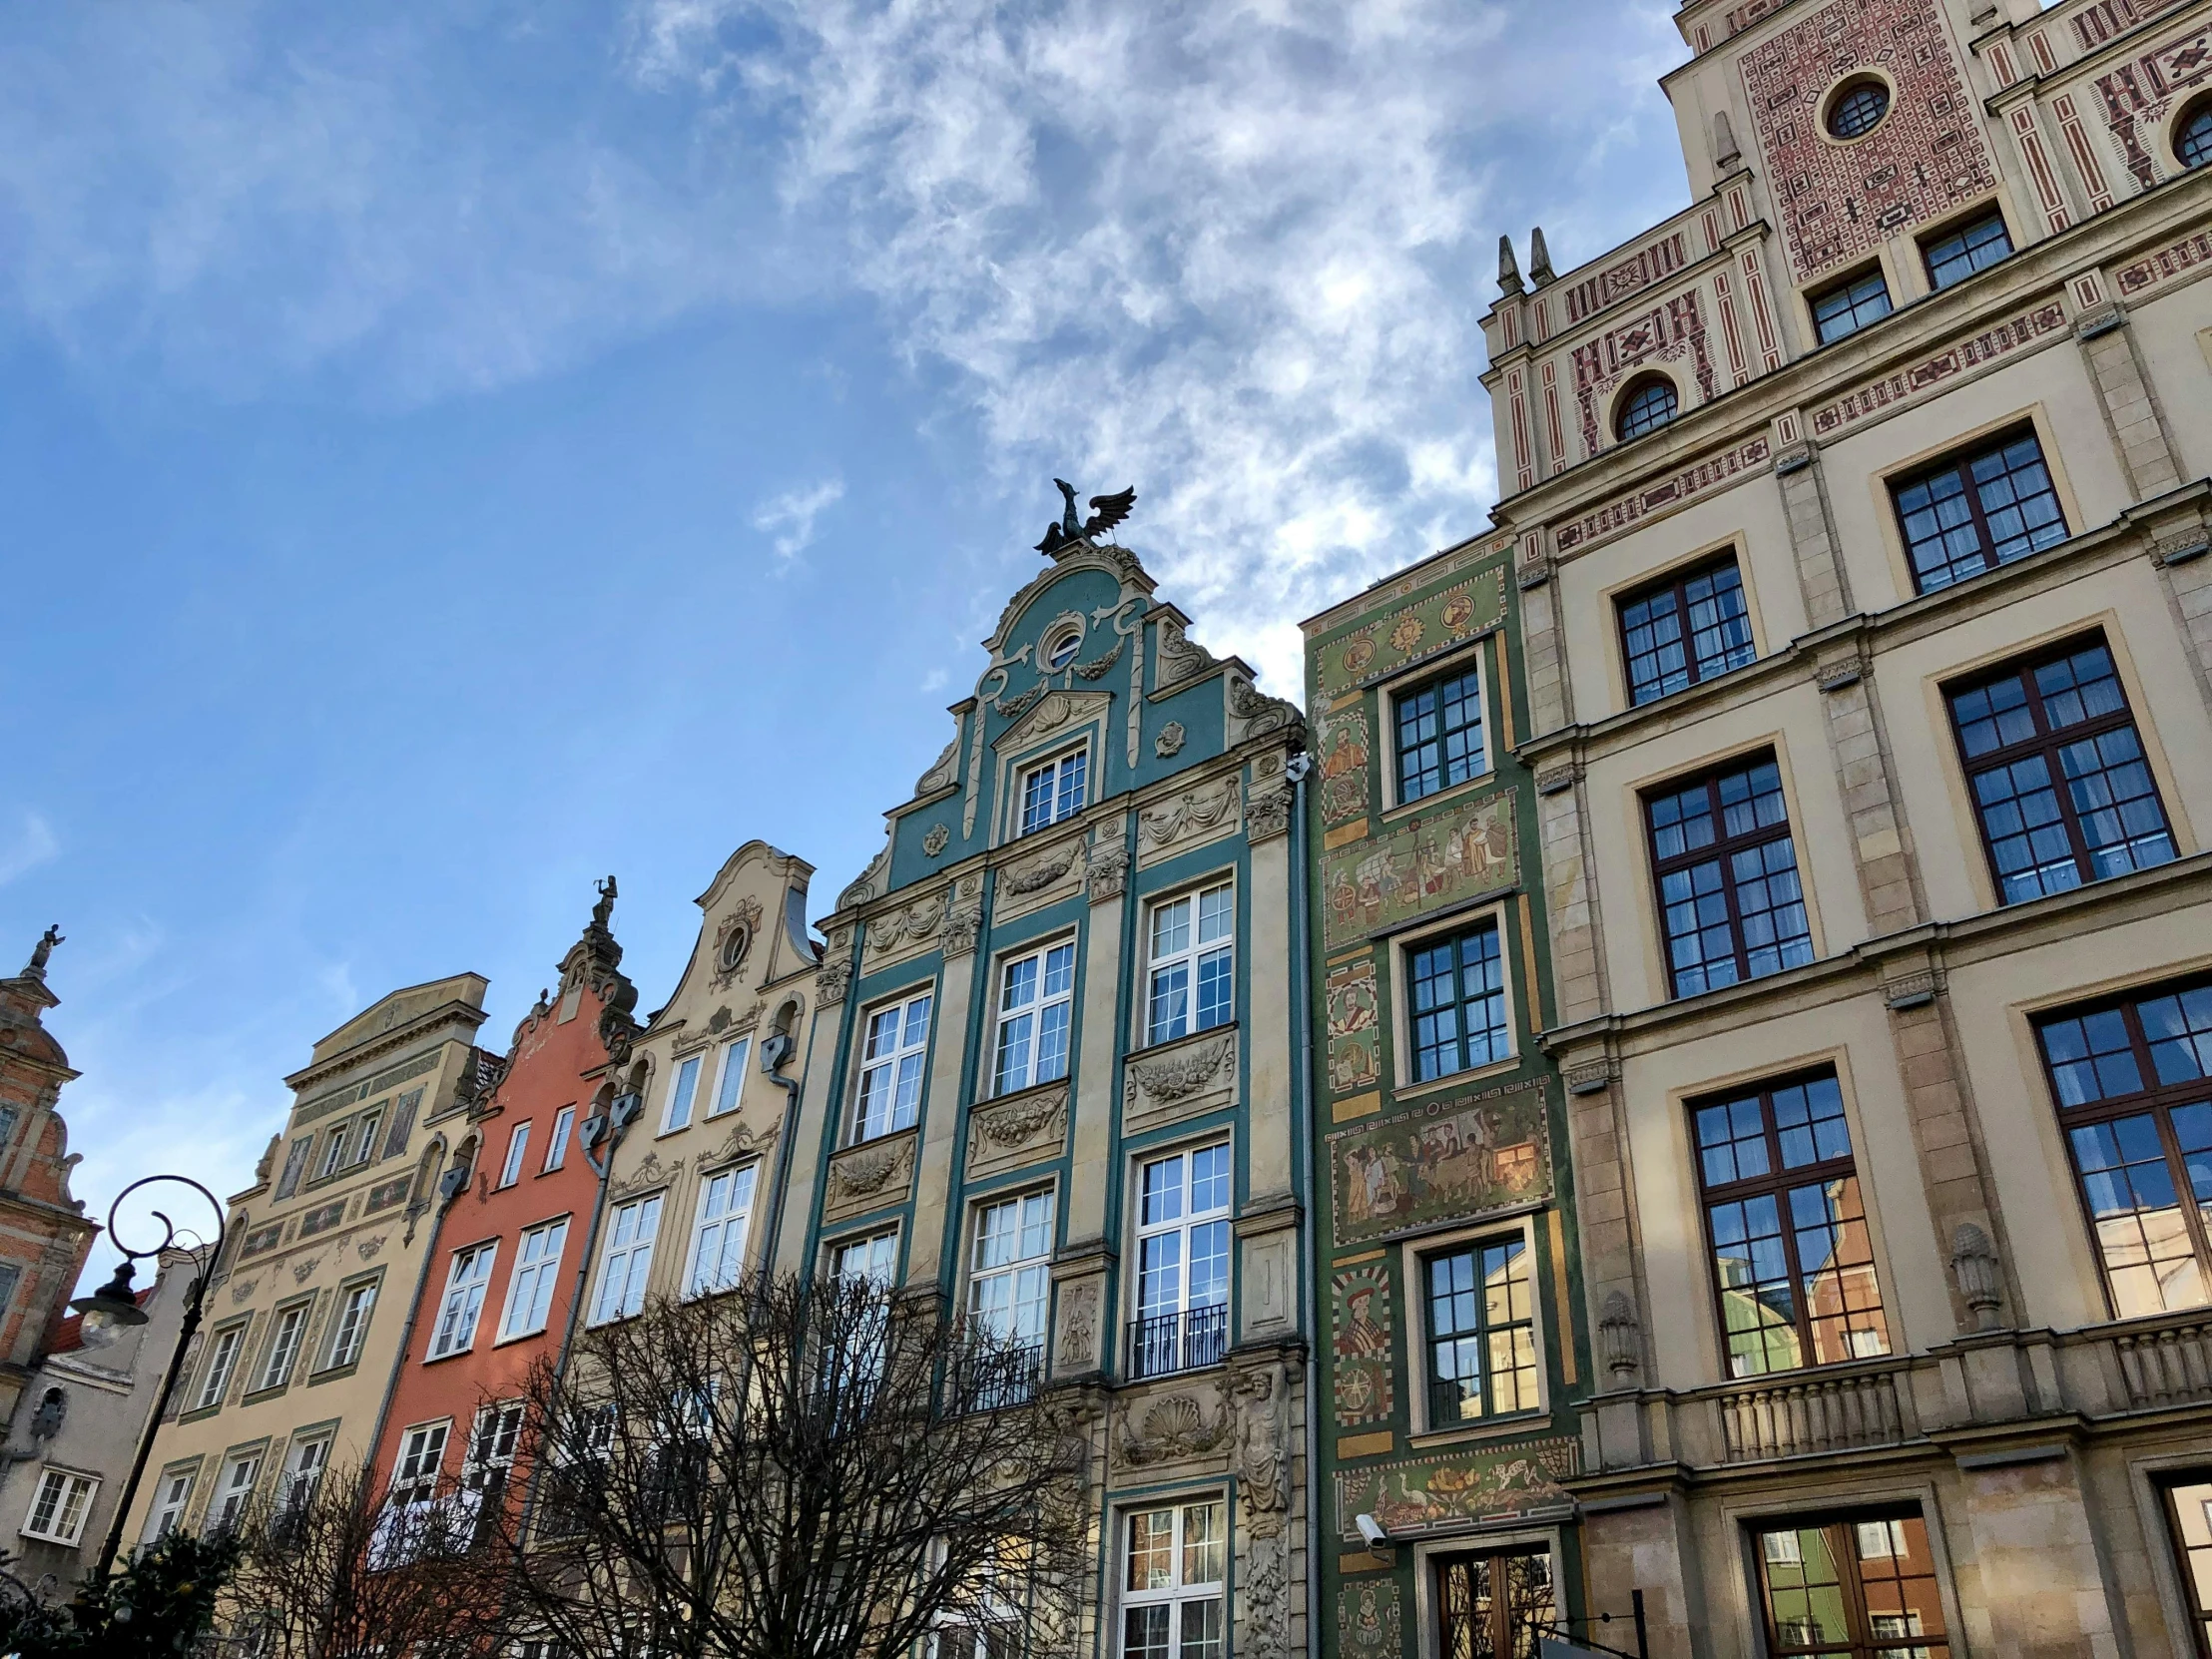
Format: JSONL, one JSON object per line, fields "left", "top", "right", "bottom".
{"left": 1552, "top": 433, "right": 1773, "bottom": 553}
{"left": 2115, "top": 225, "right": 2212, "bottom": 294}
{"left": 1807, "top": 300, "right": 2069, "bottom": 436}
{"left": 2074, "top": 0, "right": 2190, "bottom": 50}
{"left": 2097, "top": 22, "right": 2212, "bottom": 187}
{"left": 1564, "top": 233, "right": 1690, "bottom": 325}
{"left": 1740, "top": 0, "right": 1996, "bottom": 280}
{"left": 1571, "top": 289, "right": 1717, "bottom": 456}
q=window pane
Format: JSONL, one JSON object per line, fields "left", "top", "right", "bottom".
{"left": 1812, "top": 269, "right": 1893, "bottom": 343}
{"left": 1925, "top": 211, "right": 2011, "bottom": 289}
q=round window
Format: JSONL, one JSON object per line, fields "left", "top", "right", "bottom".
{"left": 1614, "top": 376, "right": 1679, "bottom": 442}
{"left": 718, "top": 924, "right": 751, "bottom": 974}
{"left": 2177, "top": 98, "right": 2212, "bottom": 171}
{"left": 1826, "top": 78, "right": 1891, "bottom": 141}
{"left": 1042, "top": 626, "right": 1083, "bottom": 670}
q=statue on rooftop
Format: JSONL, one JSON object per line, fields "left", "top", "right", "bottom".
{"left": 1035, "top": 479, "right": 1136, "bottom": 556}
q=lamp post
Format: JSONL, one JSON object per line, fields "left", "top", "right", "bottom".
{"left": 71, "top": 1174, "right": 226, "bottom": 1579}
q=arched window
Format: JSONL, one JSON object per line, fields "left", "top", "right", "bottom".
{"left": 2178, "top": 99, "right": 2212, "bottom": 171}
{"left": 1827, "top": 79, "right": 1890, "bottom": 141}
{"left": 1615, "top": 377, "right": 1679, "bottom": 442}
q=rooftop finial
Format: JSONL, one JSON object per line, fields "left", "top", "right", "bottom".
{"left": 24, "top": 925, "right": 62, "bottom": 980}
{"left": 593, "top": 876, "right": 617, "bottom": 931}
{"left": 1529, "top": 227, "right": 1555, "bottom": 286}
{"left": 1713, "top": 109, "right": 1742, "bottom": 172}
{"left": 1496, "top": 235, "right": 1523, "bottom": 296}
{"left": 1035, "top": 480, "right": 1136, "bottom": 558}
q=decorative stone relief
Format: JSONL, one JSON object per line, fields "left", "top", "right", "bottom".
{"left": 1124, "top": 1029, "right": 1238, "bottom": 1133}
{"left": 1225, "top": 672, "right": 1299, "bottom": 746}
{"left": 1001, "top": 838, "right": 1083, "bottom": 896}
{"left": 1117, "top": 1390, "right": 1234, "bottom": 1466}
{"left": 914, "top": 734, "right": 960, "bottom": 799}
{"left": 817, "top": 957, "right": 852, "bottom": 1008}
{"left": 997, "top": 689, "right": 1110, "bottom": 754}
{"left": 1950, "top": 1223, "right": 2005, "bottom": 1332}
{"left": 1085, "top": 835, "right": 1131, "bottom": 903}
{"left": 1246, "top": 756, "right": 1294, "bottom": 844}
{"left": 290, "top": 1255, "right": 320, "bottom": 1285}
{"left": 922, "top": 823, "right": 950, "bottom": 858}
{"left": 823, "top": 1131, "right": 916, "bottom": 1222}
{"left": 1234, "top": 1362, "right": 1293, "bottom": 1657}
{"left": 1154, "top": 721, "right": 1187, "bottom": 759}
{"left": 1597, "top": 1291, "right": 1643, "bottom": 1382}
{"left": 614, "top": 1149, "right": 682, "bottom": 1198}
{"left": 837, "top": 843, "right": 889, "bottom": 912}
{"left": 1155, "top": 616, "right": 1219, "bottom": 692}
{"left": 868, "top": 891, "right": 948, "bottom": 957}
{"left": 712, "top": 897, "right": 762, "bottom": 985}
{"left": 966, "top": 1084, "right": 1069, "bottom": 1178}
{"left": 356, "top": 1234, "right": 386, "bottom": 1262}
{"left": 707, "top": 1116, "right": 781, "bottom": 1167}
{"left": 1137, "top": 776, "right": 1241, "bottom": 863}
{"left": 230, "top": 1279, "right": 259, "bottom": 1306}
{"left": 1054, "top": 1280, "right": 1101, "bottom": 1376}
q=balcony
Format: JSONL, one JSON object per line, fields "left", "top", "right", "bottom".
{"left": 1126, "top": 1306, "right": 1228, "bottom": 1381}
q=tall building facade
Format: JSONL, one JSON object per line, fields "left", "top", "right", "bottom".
{"left": 359, "top": 888, "right": 637, "bottom": 1566}
{"left": 1475, "top": 0, "right": 2212, "bottom": 1652}
{"left": 121, "top": 975, "right": 494, "bottom": 1548}
{"left": 1300, "top": 540, "right": 1585, "bottom": 1656}
{"left": 773, "top": 520, "right": 1314, "bottom": 1658}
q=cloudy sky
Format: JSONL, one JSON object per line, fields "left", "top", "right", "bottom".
{"left": 0, "top": 0, "right": 1690, "bottom": 1266}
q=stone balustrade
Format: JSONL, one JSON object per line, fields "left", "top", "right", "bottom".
{"left": 1711, "top": 1362, "right": 1912, "bottom": 1463}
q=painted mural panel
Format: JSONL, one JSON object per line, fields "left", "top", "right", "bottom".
{"left": 1314, "top": 568, "right": 1507, "bottom": 702}
{"left": 1324, "top": 957, "right": 1382, "bottom": 1098}
{"left": 1320, "top": 790, "right": 1517, "bottom": 950}
{"left": 1330, "top": 1078, "right": 1551, "bottom": 1247}
{"left": 1330, "top": 1264, "right": 1394, "bottom": 1427}
{"left": 1334, "top": 1437, "right": 1581, "bottom": 1541}
{"left": 1339, "top": 1581, "right": 1403, "bottom": 1655}
{"left": 1318, "top": 704, "right": 1372, "bottom": 829}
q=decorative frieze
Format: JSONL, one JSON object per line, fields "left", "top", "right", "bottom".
{"left": 965, "top": 1083, "right": 1068, "bottom": 1178}
{"left": 1808, "top": 301, "right": 2069, "bottom": 437}
{"left": 1138, "top": 776, "right": 1242, "bottom": 862}
{"left": 822, "top": 1130, "right": 916, "bottom": 1223}
{"left": 1124, "top": 1028, "right": 1239, "bottom": 1133}
{"left": 1550, "top": 435, "right": 1772, "bottom": 553}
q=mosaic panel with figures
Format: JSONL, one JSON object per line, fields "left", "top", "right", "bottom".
{"left": 1330, "top": 1078, "right": 1553, "bottom": 1247}
{"left": 1314, "top": 569, "right": 1506, "bottom": 702}
{"left": 1317, "top": 704, "right": 1373, "bottom": 830}
{"left": 1321, "top": 791, "right": 1517, "bottom": 951}
{"left": 1339, "top": 1581, "right": 1403, "bottom": 1656}
{"left": 1334, "top": 1438, "right": 1581, "bottom": 1540}
{"left": 1740, "top": 0, "right": 1995, "bottom": 280}
{"left": 1325, "top": 957, "right": 1382, "bottom": 1098}
{"left": 1330, "top": 1263, "right": 1394, "bottom": 1427}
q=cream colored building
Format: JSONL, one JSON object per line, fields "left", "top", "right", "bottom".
{"left": 1476, "top": 0, "right": 2212, "bottom": 1653}
{"left": 581, "top": 843, "right": 821, "bottom": 1327}
{"left": 119, "top": 974, "right": 492, "bottom": 1546}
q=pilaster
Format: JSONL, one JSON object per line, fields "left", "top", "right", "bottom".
{"left": 903, "top": 886, "right": 982, "bottom": 1288}
{"left": 2075, "top": 303, "right": 2183, "bottom": 502}
{"left": 1774, "top": 440, "right": 1856, "bottom": 632}
{"left": 1065, "top": 818, "right": 1130, "bottom": 1250}
{"left": 1811, "top": 647, "right": 1927, "bottom": 937}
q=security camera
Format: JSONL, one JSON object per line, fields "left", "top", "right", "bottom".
{"left": 1356, "top": 1513, "right": 1388, "bottom": 1548}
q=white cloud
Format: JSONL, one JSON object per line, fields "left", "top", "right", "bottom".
{"left": 0, "top": 813, "right": 60, "bottom": 887}
{"left": 752, "top": 476, "right": 845, "bottom": 563}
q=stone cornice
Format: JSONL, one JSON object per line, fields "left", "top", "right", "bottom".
{"left": 283, "top": 1009, "right": 481, "bottom": 1096}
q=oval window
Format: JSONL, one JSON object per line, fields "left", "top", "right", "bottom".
{"left": 1826, "top": 78, "right": 1891, "bottom": 141}
{"left": 1615, "top": 377, "right": 1679, "bottom": 442}
{"left": 719, "top": 925, "right": 751, "bottom": 973}
{"left": 1043, "top": 627, "right": 1082, "bottom": 670}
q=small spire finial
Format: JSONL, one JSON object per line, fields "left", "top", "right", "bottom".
{"left": 1713, "top": 109, "right": 1742, "bottom": 171}
{"left": 24, "top": 926, "right": 62, "bottom": 980}
{"left": 1529, "top": 227, "right": 1555, "bottom": 286}
{"left": 1496, "top": 235, "right": 1523, "bottom": 296}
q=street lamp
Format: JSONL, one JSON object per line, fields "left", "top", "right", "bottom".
{"left": 74, "top": 1174, "right": 226, "bottom": 1579}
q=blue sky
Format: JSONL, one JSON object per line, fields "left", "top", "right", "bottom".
{"left": 0, "top": 0, "right": 1690, "bottom": 1268}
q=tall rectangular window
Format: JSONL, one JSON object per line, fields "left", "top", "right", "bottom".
{"left": 1394, "top": 663, "right": 1485, "bottom": 804}
{"left": 1019, "top": 751, "right": 1088, "bottom": 835}
{"left": 2036, "top": 979, "right": 2212, "bottom": 1317}
{"left": 428, "top": 1243, "right": 497, "bottom": 1359}
{"left": 686, "top": 1166, "right": 758, "bottom": 1298}
{"left": 147, "top": 1468, "right": 196, "bottom": 1541}
{"left": 854, "top": 991, "right": 932, "bottom": 1142}
{"left": 1754, "top": 1512, "right": 1948, "bottom": 1658}
{"left": 325, "top": 1281, "right": 377, "bottom": 1371}
{"left": 499, "top": 1122, "right": 531, "bottom": 1188}
{"left": 994, "top": 942, "right": 1075, "bottom": 1094}
{"left": 257, "top": 1304, "right": 308, "bottom": 1392}
{"left": 711, "top": 1037, "right": 752, "bottom": 1119}
{"left": 1121, "top": 1500, "right": 1225, "bottom": 1659}
{"left": 1647, "top": 755, "right": 1814, "bottom": 997}
{"left": 195, "top": 1325, "right": 245, "bottom": 1410}
{"left": 1407, "top": 919, "right": 1510, "bottom": 1082}
{"left": 499, "top": 1218, "right": 570, "bottom": 1340}
{"left": 22, "top": 1468, "right": 98, "bottom": 1545}
{"left": 543, "top": 1105, "right": 575, "bottom": 1173}
{"left": 348, "top": 1110, "right": 382, "bottom": 1169}
{"left": 280, "top": 1434, "right": 329, "bottom": 1519}
{"left": 1892, "top": 428, "right": 2067, "bottom": 593}
{"left": 1619, "top": 554, "right": 1757, "bottom": 706}
{"left": 590, "top": 1194, "right": 663, "bottom": 1324}
{"left": 2159, "top": 1473, "right": 2212, "bottom": 1657}
{"left": 1435, "top": 1547, "right": 1557, "bottom": 1659}
{"left": 1423, "top": 1236, "right": 1538, "bottom": 1425}
{"left": 1692, "top": 1071, "right": 1891, "bottom": 1378}
{"left": 1921, "top": 209, "right": 2011, "bottom": 290}
{"left": 1946, "top": 636, "right": 2175, "bottom": 904}
{"left": 663, "top": 1054, "right": 703, "bottom": 1134}
{"left": 318, "top": 1127, "right": 348, "bottom": 1182}
{"left": 1809, "top": 268, "right": 1893, "bottom": 343}
{"left": 1131, "top": 1145, "right": 1231, "bottom": 1379}
{"left": 1147, "top": 884, "right": 1234, "bottom": 1046}
{"left": 211, "top": 1451, "right": 262, "bottom": 1533}
{"left": 390, "top": 1421, "right": 449, "bottom": 1509}
{"left": 831, "top": 1229, "right": 899, "bottom": 1284}
{"left": 968, "top": 1191, "right": 1054, "bottom": 1386}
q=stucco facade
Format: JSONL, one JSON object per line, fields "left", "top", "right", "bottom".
{"left": 120, "top": 974, "right": 494, "bottom": 1549}
{"left": 776, "top": 523, "right": 1313, "bottom": 1659}
{"left": 1474, "top": 0, "right": 2212, "bottom": 1653}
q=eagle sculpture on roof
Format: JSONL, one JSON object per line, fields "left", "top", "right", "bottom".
{"left": 1036, "top": 479, "right": 1136, "bottom": 556}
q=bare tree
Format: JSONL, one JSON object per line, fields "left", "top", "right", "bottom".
{"left": 217, "top": 1459, "right": 513, "bottom": 1659}
{"left": 493, "top": 1272, "right": 1090, "bottom": 1659}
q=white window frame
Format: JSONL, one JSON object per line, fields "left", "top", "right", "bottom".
{"left": 317, "top": 1126, "right": 348, "bottom": 1182}
{"left": 662, "top": 1053, "right": 704, "bottom": 1135}
{"left": 544, "top": 1105, "right": 575, "bottom": 1173}
{"left": 1131, "top": 1143, "right": 1233, "bottom": 1378}
{"left": 992, "top": 940, "right": 1076, "bottom": 1096}
{"left": 499, "top": 1217, "right": 571, "bottom": 1341}
{"left": 428, "top": 1243, "right": 498, "bottom": 1360}
{"left": 212, "top": 1449, "right": 263, "bottom": 1533}
{"left": 391, "top": 1420, "right": 450, "bottom": 1508}
{"left": 146, "top": 1466, "right": 196, "bottom": 1541}
{"left": 967, "top": 1190, "right": 1054, "bottom": 1358}
{"left": 830, "top": 1228, "right": 899, "bottom": 1284}
{"left": 22, "top": 1466, "right": 98, "bottom": 1545}
{"left": 349, "top": 1108, "right": 382, "bottom": 1169}
{"left": 1391, "top": 901, "right": 1519, "bottom": 1093}
{"left": 1118, "top": 1498, "right": 1227, "bottom": 1659}
{"left": 324, "top": 1280, "right": 377, "bottom": 1372}
{"left": 686, "top": 1164, "right": 760, "bottom": 1299}
{"left": 280, "top": 1433, "right": 331, "bottom": 1516}
{"left": 464, "top": 1401, "right": 525, "bottom": 1498}
{"left": 498, "top": 1122, "right": 531, "bottom": 1188}
{"left": 1400, "top": 1214, "right": 1548, "bottom": 1437}
{"left": 710, "top": 1036, "right": 752, "bottom": 1119}
{"left": 256, "top": 1302, "right": 309, "bottom": 1392}
{"left": 1144, "top": 881, "right": 1235, "bottom": 1048}
{"left": 590, "top": 1193, "right": 664, "bottom": 1325}
{"left": 853, "top": 989, "right": 932, "bottom": 1143}
{"left": 1017, "top": 747, "right": 1088, "bottom": 836}
{"left": 195, "top": 1324, "right": 246, "bottom": 1410}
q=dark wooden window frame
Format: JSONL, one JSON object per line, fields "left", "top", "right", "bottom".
{"left": 1417, "top": 1230, "right": 1538, "bottom": 1429}
{"left": 1809, "top": 265, "right": 1894, "bottom": 344}
{"left": 1390, "top": 654, "right": 1487, "bottom": 808}
{"left": 1403, "top": 914, "right": 1511, "bottom": 1084}
{"left": 1615, "top": 549, "right": 1758, "bottom": 707}
{"left": 1752, "top": 1509, "right": 1950, "bottom": 1659}
{"left": 1433, "top": 1543, "right": 1556, "bottom": 1659}
{"left": 2033, "top": 976, "right": 2212, "bottom": 1321}
{"left": 1919, "top": 207, "right": 2012, "bottom": 291}
{"left": 1943, "top": 631, "right": 2174, "bottom": 905}
{"left": 1888, "top": 423, "right": 2068, "bottom": 594}
{"left": 1688, "top": 1068, "right": 1888, "bottom": 1379}
{"left": 1644, "top": 751, "right": 1807, "bottom": 998}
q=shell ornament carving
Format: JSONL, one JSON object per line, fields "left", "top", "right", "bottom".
{"left": 1118, "top": 1393, "right": 1234, "bottom": 1466}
